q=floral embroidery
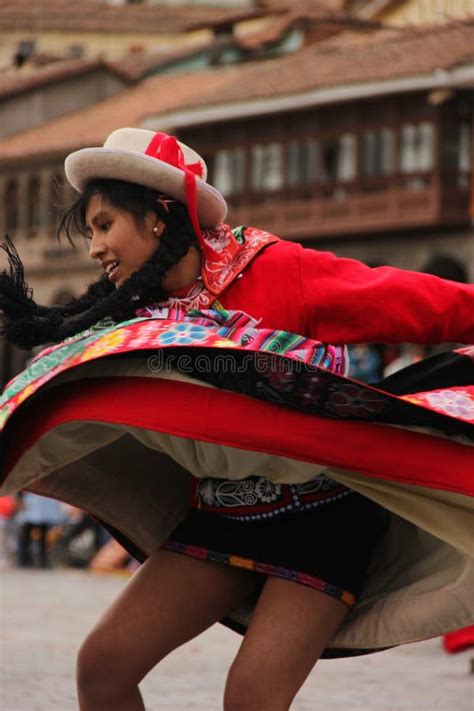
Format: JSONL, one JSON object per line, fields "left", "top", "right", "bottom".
{"left": 244, "top": 227, "right": 276, "bottom": 246}
{"left": 296, "top": 478, "right": 340, "bottom": 494}
{"left": 404, "top": 388, "right": 474, "bottom": 422}
{"left": 190, "top": 226, "right": 279, "bottom": 307}
{"left": 2, "top": 305, "right": 472, "bottom": 441}
{"left": 167, "top": 281, "right": 206, "bottom": 311}
{"left": 212, "top": 339, "right": 239, "bottom": 348}
{"left": 201, "top": 224, "right": 232, "bottom": 253}
{"left": 327, "top": 383, "right": 387, "bottom": 417}
{"left": 194, "top": 475, "right": 350, "bottom": 520}
{"left": 158, "top": 323, "right": 209, "bottom": 346}
{"left": 15, "top": 383, "right": 37, "bottom": 407}
{"left": 258, "top": 363, "right": 296, "bottom": 391}
{"left": 0, "top": 308, "right": 343, "bottom": 425}
{"left": 255, "top": 479, "right": 281, "bottom": 503}
{"left": 198, "top": 479, "right": 217, "bottom": 506}
{"left": 294, "top": 374, "right": 325, "bottom": 405}
{"left": 135, "top": 305, "right": 171, "bottom": 319}
{"left": 198, "top": 479, "right": 260, "bottom": 508}
{"left": 425, "top": 390, "right": 474, "bottom": 420}
{"left": 149, "top": 225, "right": 278, "bottom": 312}
{"left": 79, "top": 328, "right": 129, "bottom": 362}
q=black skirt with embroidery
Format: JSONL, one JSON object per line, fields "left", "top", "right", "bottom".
{"left": 163, "top": 475, "right": 387, "bottom": 609}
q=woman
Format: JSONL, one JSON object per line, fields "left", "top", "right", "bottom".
{"left": 1, "top": 128, "right": 473, "bottom": 711}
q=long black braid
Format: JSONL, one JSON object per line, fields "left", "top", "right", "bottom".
{"left": 0, "top": 179, "right": 197, "bottom": 350}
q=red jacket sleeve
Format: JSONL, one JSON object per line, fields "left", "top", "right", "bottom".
{"left": 298, "top": 246, "right": 474, "bottom": 345}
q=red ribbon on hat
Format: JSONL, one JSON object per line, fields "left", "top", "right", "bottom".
{"left": 145, "top": 132, "right": 205, "bottom": 243}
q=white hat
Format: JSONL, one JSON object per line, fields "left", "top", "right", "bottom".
{"left": 64, "top": 127, "right": 227, "bottom": 230}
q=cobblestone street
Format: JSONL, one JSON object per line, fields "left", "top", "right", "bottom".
{"left": 1, "top": 568, "right": 473, "bottom": 711}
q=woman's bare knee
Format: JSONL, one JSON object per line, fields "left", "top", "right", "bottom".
{"left": 77, "top": 628, "right": 134, "bottom": 696}
{"left": 76, "top": 551, "right": 257, "bottom": 707}
{"left": 224, "top": 662, "right": 291, "bottom": 711}
{"left": 224, "top": 578, "right": 348, "bottom": 711}
{"left": 76, "top": 630, "right": 105, "bottom": 692}
{"left": 76, "top": 624, "right": 155, "bottom": 704}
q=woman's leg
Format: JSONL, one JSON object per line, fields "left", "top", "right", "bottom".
{"left": 77, "top": 549, "right": 256, "bottom": 711}
{"left": 224, "top": 577, "right": 349, "bottom": 711}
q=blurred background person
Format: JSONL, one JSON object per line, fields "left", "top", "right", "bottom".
{"left": 15, "top": 492, "right": 64, "bottom": 568}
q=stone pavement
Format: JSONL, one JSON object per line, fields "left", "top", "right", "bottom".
{"left": 1, "top": 568, "right": 472, "bottom": 711}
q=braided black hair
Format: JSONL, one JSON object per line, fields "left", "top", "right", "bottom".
{"left": 0, "top": 179, "right": 197, "bottom": 350}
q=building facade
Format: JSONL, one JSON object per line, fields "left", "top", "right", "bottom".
{"left": 0, "top": 17, "right": 473, "bottom": 385}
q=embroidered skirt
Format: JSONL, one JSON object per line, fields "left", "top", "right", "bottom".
{"left": 163, "top": 476, "right": 387, "bottom": 609}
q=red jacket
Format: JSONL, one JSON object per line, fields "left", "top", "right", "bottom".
{"left": 218, "top": 240, "right": 473, "bottom": 345}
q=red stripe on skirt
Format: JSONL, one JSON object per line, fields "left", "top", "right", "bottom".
{"left": 2, "top": 376, "right": 473, "bottom": 496}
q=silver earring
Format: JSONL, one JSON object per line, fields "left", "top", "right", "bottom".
{"left": 153, "top": 226, "right": 159, "bottom": 235}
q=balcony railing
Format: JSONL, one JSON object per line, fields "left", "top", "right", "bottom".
{"left": 5, "top": 169, "right": 471, "bottom": 252}
{"left": 225, "top": 170, "right": 471, "bottom": 239}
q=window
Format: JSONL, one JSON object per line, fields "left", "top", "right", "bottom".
{"left": 442, "top": 122, "right": 471, "bottom": 172}
{"left": 459, "top": 123, "right": 471, "bottom": 173}
{"left": 15, "top": 39, "right": 36, "bottom": 67}
{"left": 287, "top": 141, "right": 301, "bottom": 187}
{"left": 287, "top": 139, "right": 318, "bottom": 187}
{"left": 418, "top": 122, "right": 435, "bottom": 171}
{"left": 213, "top": 148, "right": 246, "bottom": 197}
{"left": 68, "top": 45, "right": 84, "bottom": 60}
{"left": 319, "top": 138, "right": 339, "bottom": 183}
{"left": 380, "top": 128, "right": 396, "bottom": 175}
{"left": 26, "top": 176, "right": 41, "bottom": 235}
{"left": 251, "top": 143, "right": 283, "bottom": 191}
{"left": 319, "top": 134, "right": 356, "bottom": 183}
{"left": 49, "top": 174, "right": 64, "bottom": 233}
{"left": 361, "top": 128, "right": 396, "bottom": 177}
{"left": 337, "top": 133, "right": 357, "bottom": 182}
{"left": 5, "top": 180, "right": 18, "bottom": 234}
{"left": 361, "top": 131, "right": 377, "bottom": 177}
{"left": 19, "top": 39, "right": 35, "bottom": 55}
{"left": 400, "top": 122, "right": 435, "bottom": 173}
{"left": 305, "top": 140, "right": 318, "bottom": 184}
{"left": 400, "top": 124, "right": 416, "bottom": 173}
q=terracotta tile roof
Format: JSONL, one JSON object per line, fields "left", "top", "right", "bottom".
{"left": 1, "top": 19, "right": 473, "bottom": 162}
{"left": 148, "top": 19, "right": 474, "bottom": 109}
{"left": 352, "top": 0, "right": 416, "bottom": 20}
{"left": 237, "top": 4, "right": 382, "bottom": 50}
{"left": 110, "top": 41, "right": 215, "bottom": 83}
{"left": 204, "top": 18, "right": 474, "bottom": 101}
{"left": 0, "top": 57, "right": 131, "bottom": 101}
{"left": 183, "top": 8, "right": 266, "bottom": 31}
{"left": 0, "top": 0, "right": 248, "bottom": 34}
{"left": 259, "top": 0, "right": 347, "bottom": 12}
{"left": 0, "top": 71, "right": 230, "bottom": 161}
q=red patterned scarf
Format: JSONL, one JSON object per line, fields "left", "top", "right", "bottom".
{"left": 164, "top": 224, "right": 279, "bottom": 310}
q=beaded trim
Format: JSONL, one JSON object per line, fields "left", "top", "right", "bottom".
{"left": 162, "top": 540, "right": 356, "bottom": 608}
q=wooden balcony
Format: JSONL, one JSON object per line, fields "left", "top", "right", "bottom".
{"left": 225, "top": 171, "right": 471, "bottom": 240}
